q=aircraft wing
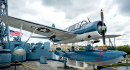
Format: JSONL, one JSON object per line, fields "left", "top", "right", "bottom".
{"left": 1, "top": 15, "right": 77, "bottom": 40}
{"left": 105, "top": 35, "right": 121, "bottom": 38}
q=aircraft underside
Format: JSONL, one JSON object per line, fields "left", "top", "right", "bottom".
{"left": 65, "top": 56, "right": 124, "bottom": 69}
{"left": 56, "top": 31, "right": 101, "bottom": 44}
{"left": 86, "top": 56, "right": 124, "bottom": 65}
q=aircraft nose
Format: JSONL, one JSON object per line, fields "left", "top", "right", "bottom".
{"left": 122, "top": 52, "right": 127, "bottom": 58}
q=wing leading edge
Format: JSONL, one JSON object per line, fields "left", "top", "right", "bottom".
{"left": 2, "top": 15, "right": 77, "bottom": 40}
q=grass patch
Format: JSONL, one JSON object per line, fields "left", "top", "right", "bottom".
{"left": 126, "top": 55, "right": 130, "bottom": 58}
{"left": 106, "top": 63, "right": 130, "bottom": 67}
{"left": 122, "top": 59, "right": 130, "bottom": 62}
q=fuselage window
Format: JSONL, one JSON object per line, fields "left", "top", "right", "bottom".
{"left": 75, "top": 23, "right": 80, "bottom": 29}
{"left": 68, "top": 24, "right": 76, "bottom": 31}
{"left": 81, "top": 21, "right": 87, "bottom": 26}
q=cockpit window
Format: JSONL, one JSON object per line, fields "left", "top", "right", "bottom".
{"left": 81, "top": 20, "right": 88, "bottom": 26}
{"left": 75, "top": 23, "right": 81, "bottom": 29}
{"left": 65, "top": 20, "right": 88, "bottom": 32}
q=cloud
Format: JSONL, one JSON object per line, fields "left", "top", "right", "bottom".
{"left": 113, "top": 0, "right": 130, "bottom": 16}
{"left": 7, "top": 0, "right": 130, "bottom": 46}
{"left": 113, "top": 14, "right": 117, "bottom": 18}
{"left": 109, "top": 14, "right": 117, "bottom": 19}
{"left": 42, "top": 0, "right": 101, "bottom": 19}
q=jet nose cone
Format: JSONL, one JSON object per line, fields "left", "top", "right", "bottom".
{"left": 122, "top": 52, "right": 127, "bottom": 58}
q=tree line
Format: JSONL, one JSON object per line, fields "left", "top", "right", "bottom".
{"left": 79, "top": 45, "right": 130, "bottom": 55}
{"left": 108, "top": 45, "right": 130, "bottom": 55}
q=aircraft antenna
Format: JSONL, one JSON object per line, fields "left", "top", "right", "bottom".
{"left": 87, "top": 17, "right": 90, "bottom": 23}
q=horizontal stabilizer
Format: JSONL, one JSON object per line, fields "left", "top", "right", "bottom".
{"left": 105, "top": 35, "right": 121, "bottom": 38}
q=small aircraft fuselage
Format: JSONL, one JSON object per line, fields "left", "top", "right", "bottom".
{"left": 52, "top": 21, "right": 106, "bottom": 43}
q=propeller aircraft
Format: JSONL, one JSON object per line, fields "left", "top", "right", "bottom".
{"left": 1, "top": 9, "right": 127, "bottom": 69}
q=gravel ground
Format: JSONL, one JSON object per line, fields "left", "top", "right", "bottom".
{"left": 0, "top": 60, "right": 77, "bottom": 70}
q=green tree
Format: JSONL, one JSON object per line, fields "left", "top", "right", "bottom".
{"left": 116, "top": 45, "right": 130, "bottom": 55}
{"left": 79, "top": 47, "right": 85, "bottom": 50}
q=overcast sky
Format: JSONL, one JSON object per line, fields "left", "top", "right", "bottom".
{"left": 8, "top": 0, "right": 130, "bottom": 46}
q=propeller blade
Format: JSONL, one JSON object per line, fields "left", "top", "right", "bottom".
{"left": 101, "top": 9, "right": 104, "bottom": 23}
{"left": 100, "top": 9, "right": 106, "bottom": 48}
{"left": 102, "top": 31, "right": 106, "bottom": 48}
